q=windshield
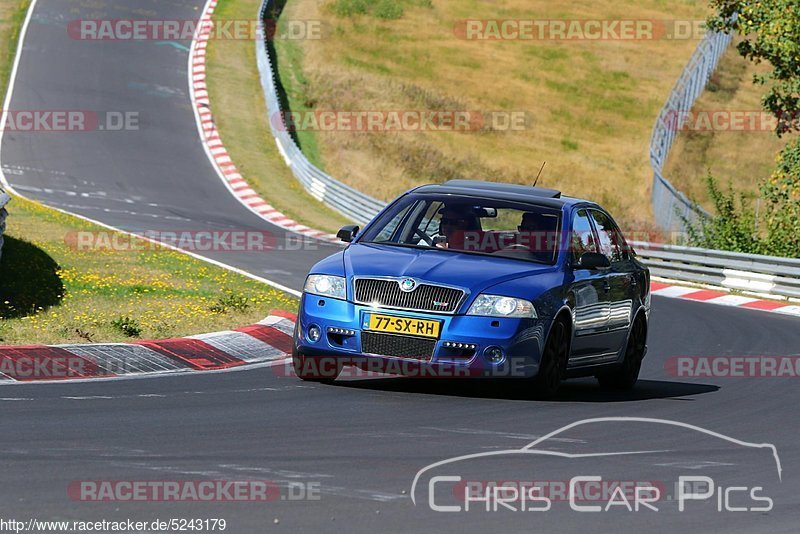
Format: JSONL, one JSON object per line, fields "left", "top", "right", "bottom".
{"left": 358, "top": 194, "right": 562, "bottom": 264}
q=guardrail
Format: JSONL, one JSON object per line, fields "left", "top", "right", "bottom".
{"left": 256, "top": 0, "right": 386, "bottom": 226}
{"left": 0, "top": 189, "right": 8, "bottom": 262}
{"left": 649, "top": 25, "right": 734, "bottom": 231}
{"left": 633, "top": 241, "right": 800, "bottom": 300}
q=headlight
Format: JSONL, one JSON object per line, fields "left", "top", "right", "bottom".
{"left": 304, "top": 275, "right": 346, "bottom": 300}
{"left": 467, "top": 294, "right": 537, "bottom": 318}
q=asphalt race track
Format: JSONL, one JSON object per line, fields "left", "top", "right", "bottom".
{"left": 1, "top": 1, "right": 799, "bottom": 532}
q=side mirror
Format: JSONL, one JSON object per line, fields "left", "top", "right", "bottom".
{"left": 337, "top": 225, "right": 360, "bottom": 243}
{"left": 577, "top": 252, "right": 611, "bottom": 270}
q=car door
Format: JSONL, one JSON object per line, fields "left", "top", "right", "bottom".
{"left": 566, "top": 208, "right": 613, "bottom": 363}
{"left": 589, "top": 209, "right": 635, "bottom": 354}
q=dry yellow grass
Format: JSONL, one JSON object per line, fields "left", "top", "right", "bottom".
{"left": 662, "top": 41, "right": 789, "bottom": 211}
{"left": 274, "top": 0, "right": 714, "bottom": 231}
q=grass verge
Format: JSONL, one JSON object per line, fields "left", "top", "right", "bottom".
{"left": 0, "top": 198, "right": 297, "bottom": 344}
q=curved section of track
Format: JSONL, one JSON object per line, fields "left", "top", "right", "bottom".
{"left": 0, "top": 0, "right": 338, "bottom": 291}
{"left": 1, "top": 1, "right": 798, "bottom": 532}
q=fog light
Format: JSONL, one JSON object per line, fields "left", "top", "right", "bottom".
{"left": 307, "top": 324, "right": 321, "bottom": 343}
{"left": 484, "top": 346, "right": 504, "bottom": 364}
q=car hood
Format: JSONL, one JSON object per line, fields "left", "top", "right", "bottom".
{"left": 342, "top": 243, "right": 557, "bottom": 296}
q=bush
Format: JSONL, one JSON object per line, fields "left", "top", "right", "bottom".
{"left": 209, "top": 293, "right": 250, "bottom": 314}
{"left": 682, "top": 175, "right": 761, "bottom": 254}
{"left": 110, "top": 316, "right": 142, "bottom": 338}
{"left": 374, "top": 0, "right": 404, "bottom": 19}
{"left": 683, "top": 166, "right": 800, "bottom": 258}
{"left": 329, "top": 0, "right": 370, "bottom": 17}
{"left": 760, "top": 138, "right": 800, "bottom": 257}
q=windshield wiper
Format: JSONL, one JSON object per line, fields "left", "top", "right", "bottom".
{"left": 362, "top": 241, "right": 430, "bottom": 250}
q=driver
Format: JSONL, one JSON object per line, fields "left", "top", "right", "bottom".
{"left": 436, "top": 207, "right": 479, "bottom": 249}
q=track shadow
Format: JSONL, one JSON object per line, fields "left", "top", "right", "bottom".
{"left": 332, "top": 376, "right": 719, "bottom": 402}
{"left": 0, "top": 236, "right": 64, "bottom": 319}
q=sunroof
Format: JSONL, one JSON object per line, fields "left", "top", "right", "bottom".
{"left": 443, "top": 179, "right": 562, "bottom": 198}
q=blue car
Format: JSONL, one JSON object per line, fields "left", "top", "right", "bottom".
{"left": 292, "top": 180, "right": 650, "bottom": 397}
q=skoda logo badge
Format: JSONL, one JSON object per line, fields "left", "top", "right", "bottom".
{"left": 400, "top": 278, "right": 416, "bottom": 292}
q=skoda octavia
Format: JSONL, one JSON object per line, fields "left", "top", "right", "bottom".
{"left": 292, "top": 180, "right": 650, "bottom": 397}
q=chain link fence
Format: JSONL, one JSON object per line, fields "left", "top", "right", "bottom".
{"left": 649, "top": 27, "right": 734, "bottom": 231}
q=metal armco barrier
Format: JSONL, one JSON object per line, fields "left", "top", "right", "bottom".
{"left": 0, "top": 189, "right": 8, "bottom": 262}
{"left": 632, "top": 241, "right": 800, "bottom": 300}
{"left": 256, "top": 0, "right": 386, "bottom": 225}
{"left": 649, "top": 26, "right": 734, "bottom": 231}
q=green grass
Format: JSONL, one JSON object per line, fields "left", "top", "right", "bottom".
{"left": 0, "top": 0, "right": 27, "bottom": 84}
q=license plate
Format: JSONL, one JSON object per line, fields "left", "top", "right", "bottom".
{"left": 366, "top": 314, "right": 441, "bottom": 339}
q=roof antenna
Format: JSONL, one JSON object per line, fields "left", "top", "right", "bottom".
{"left": 533, "top": 161, "right": 546, "bottom": 188}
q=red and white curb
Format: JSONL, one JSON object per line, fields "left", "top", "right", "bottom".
{"left": 0, "top": 313, "right": 296, "bottom": 383}
{"left": 651, "top": 281, "right": 800, "bottom": 317}
{"left": 189, "top": 0, "right": 338, "bottom": 243}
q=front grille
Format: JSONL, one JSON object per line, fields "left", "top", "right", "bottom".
{"left": 361, "top": 332, "right": 436, "bottom": 361}
{"left": 354, "top": 278, "right": 464, "bottom": 314}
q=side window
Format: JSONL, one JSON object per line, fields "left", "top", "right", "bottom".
{"left": 571, "top": 209, "right": 597, "bottom": 261}
{"left": 589, "top": 210, "right": 624, "bottom": 264}
{"left": 418, "top": 201, "right": 444, "bottom": 238}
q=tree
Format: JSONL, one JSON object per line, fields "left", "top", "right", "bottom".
{"left": 705, "top": 1, "right": 800, "bottom": 257}
{"left": 708, "top": 0, "right": 800, "bottom": 136}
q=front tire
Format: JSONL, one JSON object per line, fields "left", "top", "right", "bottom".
{"left": 531, "top": 319, "right": 568, "bottom": 399}
{"left": 597, "top": 315, "right": 646, "bottom": 390}
{"left": 292, "top": 350, "right": 341, "bottom": 383}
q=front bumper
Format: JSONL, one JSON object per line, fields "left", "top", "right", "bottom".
{"left": 293, "top": 294, "right": 554, "bottom": 378}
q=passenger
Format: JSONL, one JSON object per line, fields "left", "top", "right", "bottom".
{"left": 517, "top": 211, "right": 557, "bottom": 258}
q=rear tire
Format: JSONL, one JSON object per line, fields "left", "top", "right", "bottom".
{"left": 597, "top": 315, "right": 646, "bottom": 390}
{"left": 292, "top": 350, "right": 341, "bottom": 383}
{"left": 531, "top": 319, "right": 568, "bottom": 399}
